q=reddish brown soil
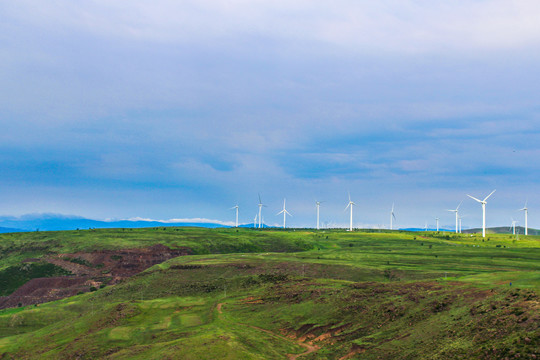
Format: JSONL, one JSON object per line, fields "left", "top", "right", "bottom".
{"left": 54, "top": 244, "right": 191, "bottom": 278}
{"left": 338, "top": 344, "right": 365, "bottom": 360}
{"left": 0, "top": 277, "right": 90, "bottom": 308}
{"left": 0, "top": 244, "right": 191, "bottom": 309}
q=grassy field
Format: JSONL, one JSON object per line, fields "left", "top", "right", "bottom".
{"left": 0, "top": 228, "right": 539, "bottom": 359}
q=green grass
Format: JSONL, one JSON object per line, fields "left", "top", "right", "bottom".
{"left": 0, "top": 262, "right": 71, "bottom": 296}
{"left": 0, "top": 228, "right": 538, "bottom": 359}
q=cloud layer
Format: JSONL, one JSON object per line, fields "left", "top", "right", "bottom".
{"left": 1, "top": 1, "right": 540, "bottom": 229}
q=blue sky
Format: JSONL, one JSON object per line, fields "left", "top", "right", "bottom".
{"left": 1, "top": 1, "right": 540, "bottom": 229}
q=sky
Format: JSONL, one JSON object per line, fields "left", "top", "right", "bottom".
{"left": 1, "top": 1, "right": 540, "bottom": 229}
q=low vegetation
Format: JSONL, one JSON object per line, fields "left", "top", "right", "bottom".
{"left": 0, "top": 227, "right": 538, "bottom": 359}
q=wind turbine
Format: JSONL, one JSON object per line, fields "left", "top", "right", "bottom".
{"left": 277, "top": 198, "right": 292, "bottom": 229}
{"left": 390, "top": 203, "right": 396, "bottom": 230}
{"left": 344, "top": 192, "right": 355, "bottom": 232}
{"left": 230, "top": 205, "right": 239, "bottom": 227}
{"left": 435, "top": 217, "right": 439, "bottom": 232}
{"left": 257, "top": 194, "right": 266, "bottom": 229}
{"left": 253, "top": 214, "right": 257, "bottom": 229}
{"left": 316, "top": 201, "right": 322, "bottom": 230}
{"left": 467, "top": 190, "right": 496, "bottom": 238}
{"left": 510, "top": 218, "right": 518, "bottom": 235}
{"left": 519, "top": 201, "right": 528, "bottom": 236}
{"left": 447, "top": 201, "right": 462, "bottom": 234}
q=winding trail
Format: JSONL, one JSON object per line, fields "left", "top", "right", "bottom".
{"left": 217, "top": 303, "right": 319, "bottom": 359}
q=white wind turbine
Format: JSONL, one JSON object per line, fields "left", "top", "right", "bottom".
{"left": 257, "top": 194, "right": 266, "bottom": 229}
{"left": 467, "top": 190, "right": 496, "bottom": 238}
{"left": 510, "top": 218, "right": 518, "bottom": 235}
{"left": 435, "top": 217, "right": 440, "bottom": 232}
{"left": 390, "top": 203, "right": 396, "bottom": 230}
{"left": 316, "top": 201, "right": 322, "bottom": 230}
{"left": 447, "top": 201, "right": 462, "bottom": 234}
{"left": 253, "top": 214, "right": 257, "bottom": 229}
{"left": 277, "top": 198, "right": 292, "bottom": 229}
{"left": 230, "top": 205, "right": 239, "bottom": 227}
{"left": 344, "top": 192, "right": 355, "bottom": 232}
{"left": 519, "top": 201, "right": 528, "bottom": 236}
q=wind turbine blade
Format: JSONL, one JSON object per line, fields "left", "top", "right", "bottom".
{"left": 258, "top": 193, "right": 262, "bottom": 204}
{"left": 456, "top": 200, "right": 463, "bottom": 210}
{"left": 348, "top": 191, "right": 351, "bottom": 203}
{"left": 392, "top": 213, "right": 396, "bottom": 220}
{"left": 467, "top": 194, "right": 483, "bottom": 203}
{"left": 483, "top": 189, "right": 496, "bottom": 202}
{"left": 344, "top": 204, "right": 350, "bottom": 211}
{"left": 391, "top": 203, "right": 394, "bottom": 212}
{"left": 276, "top": 210, "right": 284, "bottom": 215}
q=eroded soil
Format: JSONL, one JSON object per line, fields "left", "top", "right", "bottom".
{"left": 0, "top": 244, "right": 191, "bottom": 309}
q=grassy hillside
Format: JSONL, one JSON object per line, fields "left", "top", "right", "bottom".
{"left": 0, "top": 228, "right": 539, "bottom": 359}
{"left": 0, "top": 227, "right": 315, "bottom": 269}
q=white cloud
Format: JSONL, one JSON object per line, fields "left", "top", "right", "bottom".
{"left": 125, "top": 216, "right": 235, "bottom": 226}
{"left": 4, "top": 1, "right": 540, "bottom": 53}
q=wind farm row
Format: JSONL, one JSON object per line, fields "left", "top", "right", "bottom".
{"left": 230, "top": 190, "right": 531, "bottom": 238}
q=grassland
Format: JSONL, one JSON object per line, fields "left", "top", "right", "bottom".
{"left": 0, "top": 228, "right": 539, "bottom": 359}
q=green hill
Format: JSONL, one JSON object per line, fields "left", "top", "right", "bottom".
{"left": 0, "top": 228, "right": 539, "bottom": 359}
{"left": 463, "top": 226, "right": 540, "bottom": 236}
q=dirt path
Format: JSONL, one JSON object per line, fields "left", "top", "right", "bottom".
{"left": 216, "top": 303, "right": 319, "bottom": 359}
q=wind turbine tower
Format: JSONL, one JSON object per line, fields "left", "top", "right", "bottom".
{"left": 390, "top": 203, "right": 396, "bottom": 230}
{"left": 316, "top": 201, "right": 322, "bottom": 230}
{"left": 345, "top": 192, "right": 355, "bottom": 232}
{"left": 230, "top": 205, "right": 239, "bottom": 227}
{"left": 253, "top": 214, "right": 257, "bottom": 229}
{"left": 467, "top": 190, "right": 496, "bottom": 238}
{"left": 277, "top": 198, "right": 292, "bottom": 229}
{"left": 447, "top": 201, "right": 462, "bottom": 234}
{"left": 519, "top": 201, "right": 528, "bottom": 236}
{"left": 257, "top": 194, "right": 266, "bottom": 229}
{"left": 511, "top": 219, "right": 518, "bottom": 235}
{"left": 436, "top": 217, "right": 439, "bottom": 232}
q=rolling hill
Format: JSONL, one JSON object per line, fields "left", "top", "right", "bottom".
{"left": 0, "top": 228, "right": 538, "bottom": 359}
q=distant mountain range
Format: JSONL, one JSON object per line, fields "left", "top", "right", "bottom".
{"left": 0, "top": 214, "right": 231, "bottom": 232}
{"left": 0, "top": 214, "right": 535, "bottom": 234}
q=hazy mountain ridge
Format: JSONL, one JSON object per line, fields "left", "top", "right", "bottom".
{"left": 0, "top": 214, "right": 229, "bottom": 232}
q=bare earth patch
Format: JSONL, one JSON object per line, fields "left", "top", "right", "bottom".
{"left": 0, "top": 244, "right": 191, "bottom": 309}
